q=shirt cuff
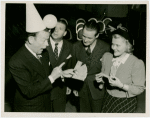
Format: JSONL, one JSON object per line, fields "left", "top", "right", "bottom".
{"left": 61, "top": 75, "right": 64, "bottom": 82}
{"left": 48, "top": 75, "right": 54, "bottom": 84}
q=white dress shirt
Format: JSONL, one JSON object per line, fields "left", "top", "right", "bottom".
{"left": 50, "top": 37, "right": 63, "bottom": 57}
{"left": 85, "top": 39, "right": 97, "bottom": 53}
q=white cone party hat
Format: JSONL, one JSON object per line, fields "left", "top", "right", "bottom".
{"left": 26, "top": 3, "right": 46, "bottom": 33}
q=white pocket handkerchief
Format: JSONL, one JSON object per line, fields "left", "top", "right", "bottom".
{"left": 49, "top": 62, "right": 51, "bottom": 66}
{"left": 100, "top": 58, "right": 102, "bottom": 61}
{"left": 66, "top": 54, "right": 72, "bottom": 59}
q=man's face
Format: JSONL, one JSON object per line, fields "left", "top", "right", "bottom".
{"left": 32, "top": 30, "right": 50, "bottom": 55}
{"left": 51, "top": 22, "right": 66, "bottom": 40}
{"left": 111, "top": 34, "right": 127, "bottom": 57}
{"left": 82, "top": 27, "right": 97, "bottom": 46}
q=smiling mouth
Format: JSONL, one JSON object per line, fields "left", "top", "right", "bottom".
{"left": 84, "top": 42, "right": 88, "bottom": 44}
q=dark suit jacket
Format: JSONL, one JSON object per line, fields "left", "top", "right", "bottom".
{"left": 71, "top": 40, "right": 110, "bottom": 100}
{"left": 9, "top": 45, "right": 52, "bottom": 112}
{"left": 46, "top": 39, "right": 73, "bottom": 100}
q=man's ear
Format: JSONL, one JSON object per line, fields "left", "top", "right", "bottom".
{"left": 63, "top": 31, "right": 67, "bottom": 36}
{"left": 96, "top": 33, "right": 99, "bottom": 38}
{"left": 28, "top": 36, "right": 35, "bottom": 44}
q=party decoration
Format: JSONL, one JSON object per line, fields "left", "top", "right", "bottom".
{"left": 43, "top": 14, "right": 57, "bottom": 29}
{"left": 26, "top": 3, "right": 46, "bottom": 33}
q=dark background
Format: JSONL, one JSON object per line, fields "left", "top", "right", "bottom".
{"left": 5, "top": 3, "right": 147, "bottom": 112}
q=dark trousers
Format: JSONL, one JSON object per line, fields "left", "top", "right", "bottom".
{"left": 13, "top": 104, "right": 51, "bottom": 112}
{"left": 52, "top": 97, "right": 66, "bottom": 112}
{"left": 79, "top": 86, "right": 104, "bottom": 112}
{"left": 80, "top": 97, "right": 103, "bottom": 112}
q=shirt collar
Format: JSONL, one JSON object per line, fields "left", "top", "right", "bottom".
{"left": 90, "top": 39, "right": 97, "bottom": 51}
{"left": 112, "top": 53, "right": 130, "bottom": 64}
{"left": 25, "top": 43, "right": 42, "bottom": 58}
{"left": 121, "top": 53, "right": 130, "bottom": 64}
{"left": 85, "top": 39, "right": 97, "bottom": 52}
{"left": 50, "top": 36, "right": 63, "bottom": 48}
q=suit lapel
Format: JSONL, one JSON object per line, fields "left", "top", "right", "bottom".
{"left": 41, "top": 53, "right": 49, "bottom": 77}
{"left": 55, "top": 40, "right": 70, "bottom": 66}
{"left": 23, "top": 46, "right": 46, "bottom": 78}
{"left": 79, "top": 42, "right": 87, "bottom": 64}
{"left": 88, "top": 40, "right": 107, "bottom": 73}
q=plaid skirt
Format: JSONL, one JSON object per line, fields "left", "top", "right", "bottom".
{"left": 101, "top": 92, "right": 137, "bottom": 113}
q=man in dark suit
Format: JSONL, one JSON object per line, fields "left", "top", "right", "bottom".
{"left": 8, "top": 29, "right": 67, "bottom": 112}
{"left": 46, "top": 18, "right": 73, "bottom": 112}
{"left": 8, "top": 4, "right": 69, "bottom": 112}
{"left": 71, "top": 20, "right": 110, "bottom": 112}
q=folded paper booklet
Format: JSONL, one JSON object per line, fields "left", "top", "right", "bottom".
{"left": 72, "top": 61, "right": 87, "bottom": 81}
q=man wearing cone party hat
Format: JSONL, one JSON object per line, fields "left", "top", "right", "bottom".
{"left": 8, "top": 3, "right": 73, "bottom": 112}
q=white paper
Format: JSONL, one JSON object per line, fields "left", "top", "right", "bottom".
{"left": 72, "top": 61, "right": 87, "bottom": 81}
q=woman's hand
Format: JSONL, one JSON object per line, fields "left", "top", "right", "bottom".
{"left": 109, "top": 76, "right": 123, "bottom": 88}
{"left": 95, "top": 72, "right": 109, "bottom": 83}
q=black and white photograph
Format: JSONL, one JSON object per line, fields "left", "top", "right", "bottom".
{"left": 1, "top": 1, "right": 149, "bottom": 117}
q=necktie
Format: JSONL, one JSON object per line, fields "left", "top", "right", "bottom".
{"left": 36, "top": 54, "right": 42, "bottom": 64}
{"left": 54, "top": 43, "right": 58, "bottom": 60}
{"left": 86, "top": 46, "right": 92, "bottom": 68}
{"left": 86, "top": 45, "right": 91, "bottom": 56}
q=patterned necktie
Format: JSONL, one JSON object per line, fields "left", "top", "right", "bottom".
{"left": 54, "top": 43, "right": 58, "bottom": 60}
{"left": 86, "top": 46, "right": 92, "bottom": 69}
{"left": 86, "top": 45, "right": 91, "bottom": 56}
{"left": 36, "top": 54, "right": 42, "bottom": 64}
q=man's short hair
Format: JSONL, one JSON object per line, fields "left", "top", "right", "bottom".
{"left": 83, "top": 20, "right": 100, "bottom": 36}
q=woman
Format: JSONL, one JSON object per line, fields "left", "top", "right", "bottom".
{"left": 95, "top": 27, "right": 145, "bottom": 113}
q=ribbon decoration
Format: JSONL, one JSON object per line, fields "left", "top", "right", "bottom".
{"left": 117, "top": 23, "right": 128, "bottom": 32}
{"left": 88, "top": 18, "right": 105, "bottom": 33}
{"left": 76, "top": 18, "right": 86, "bottom": 41}
{"left": 88, "top": 18, "right": 98, "bottom": 22}
{"left": 106, "top": 23, "right": 128, "bottom": 32}
{"left": 60, "top": 18, "right": 68, "bottom": 25}
{"left": 76, "top": 18, "right": 86, "bottom": 25}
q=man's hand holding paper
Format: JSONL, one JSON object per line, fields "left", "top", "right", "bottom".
{"left": 61, "top": 61, "right": 87, "bottom": 81}
{"left": 72, "top": 61, "right": 87, "bottom": 81}
{"left": 62, "top": 69, "right": 74, "bottom": 78}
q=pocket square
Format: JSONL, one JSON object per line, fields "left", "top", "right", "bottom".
{"left": 49, "top": 62, "right": 51, "bottom": 66}
{"left": 100, "top": 58, "right": 102, "bottom": 61}
{"left": 66, "top": 54, "right": 72, "bottom": 59}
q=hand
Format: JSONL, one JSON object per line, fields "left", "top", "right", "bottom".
{"left": 66, "top": 87, "right": 72, "bottom": 95}
{"left": 95, "top": 73, "right": 109, "bottom": 83}
{"left": 99, "top": 84, "right": 104, "bottom": 89}
{"left": 73, "top": 90, "right": 79, "bottom": 97}
{"left": 109, "top": 76, "right": 123, "bottom": 88}
{"left": 50, "top": 62, "right": 65, "bottom": 82}
{"left": 62, "top": 69, "right": 74, "bottom": 78}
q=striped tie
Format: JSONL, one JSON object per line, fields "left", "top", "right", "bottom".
{"left": 54, "top": 43, "right": 58, "bottom": 60}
